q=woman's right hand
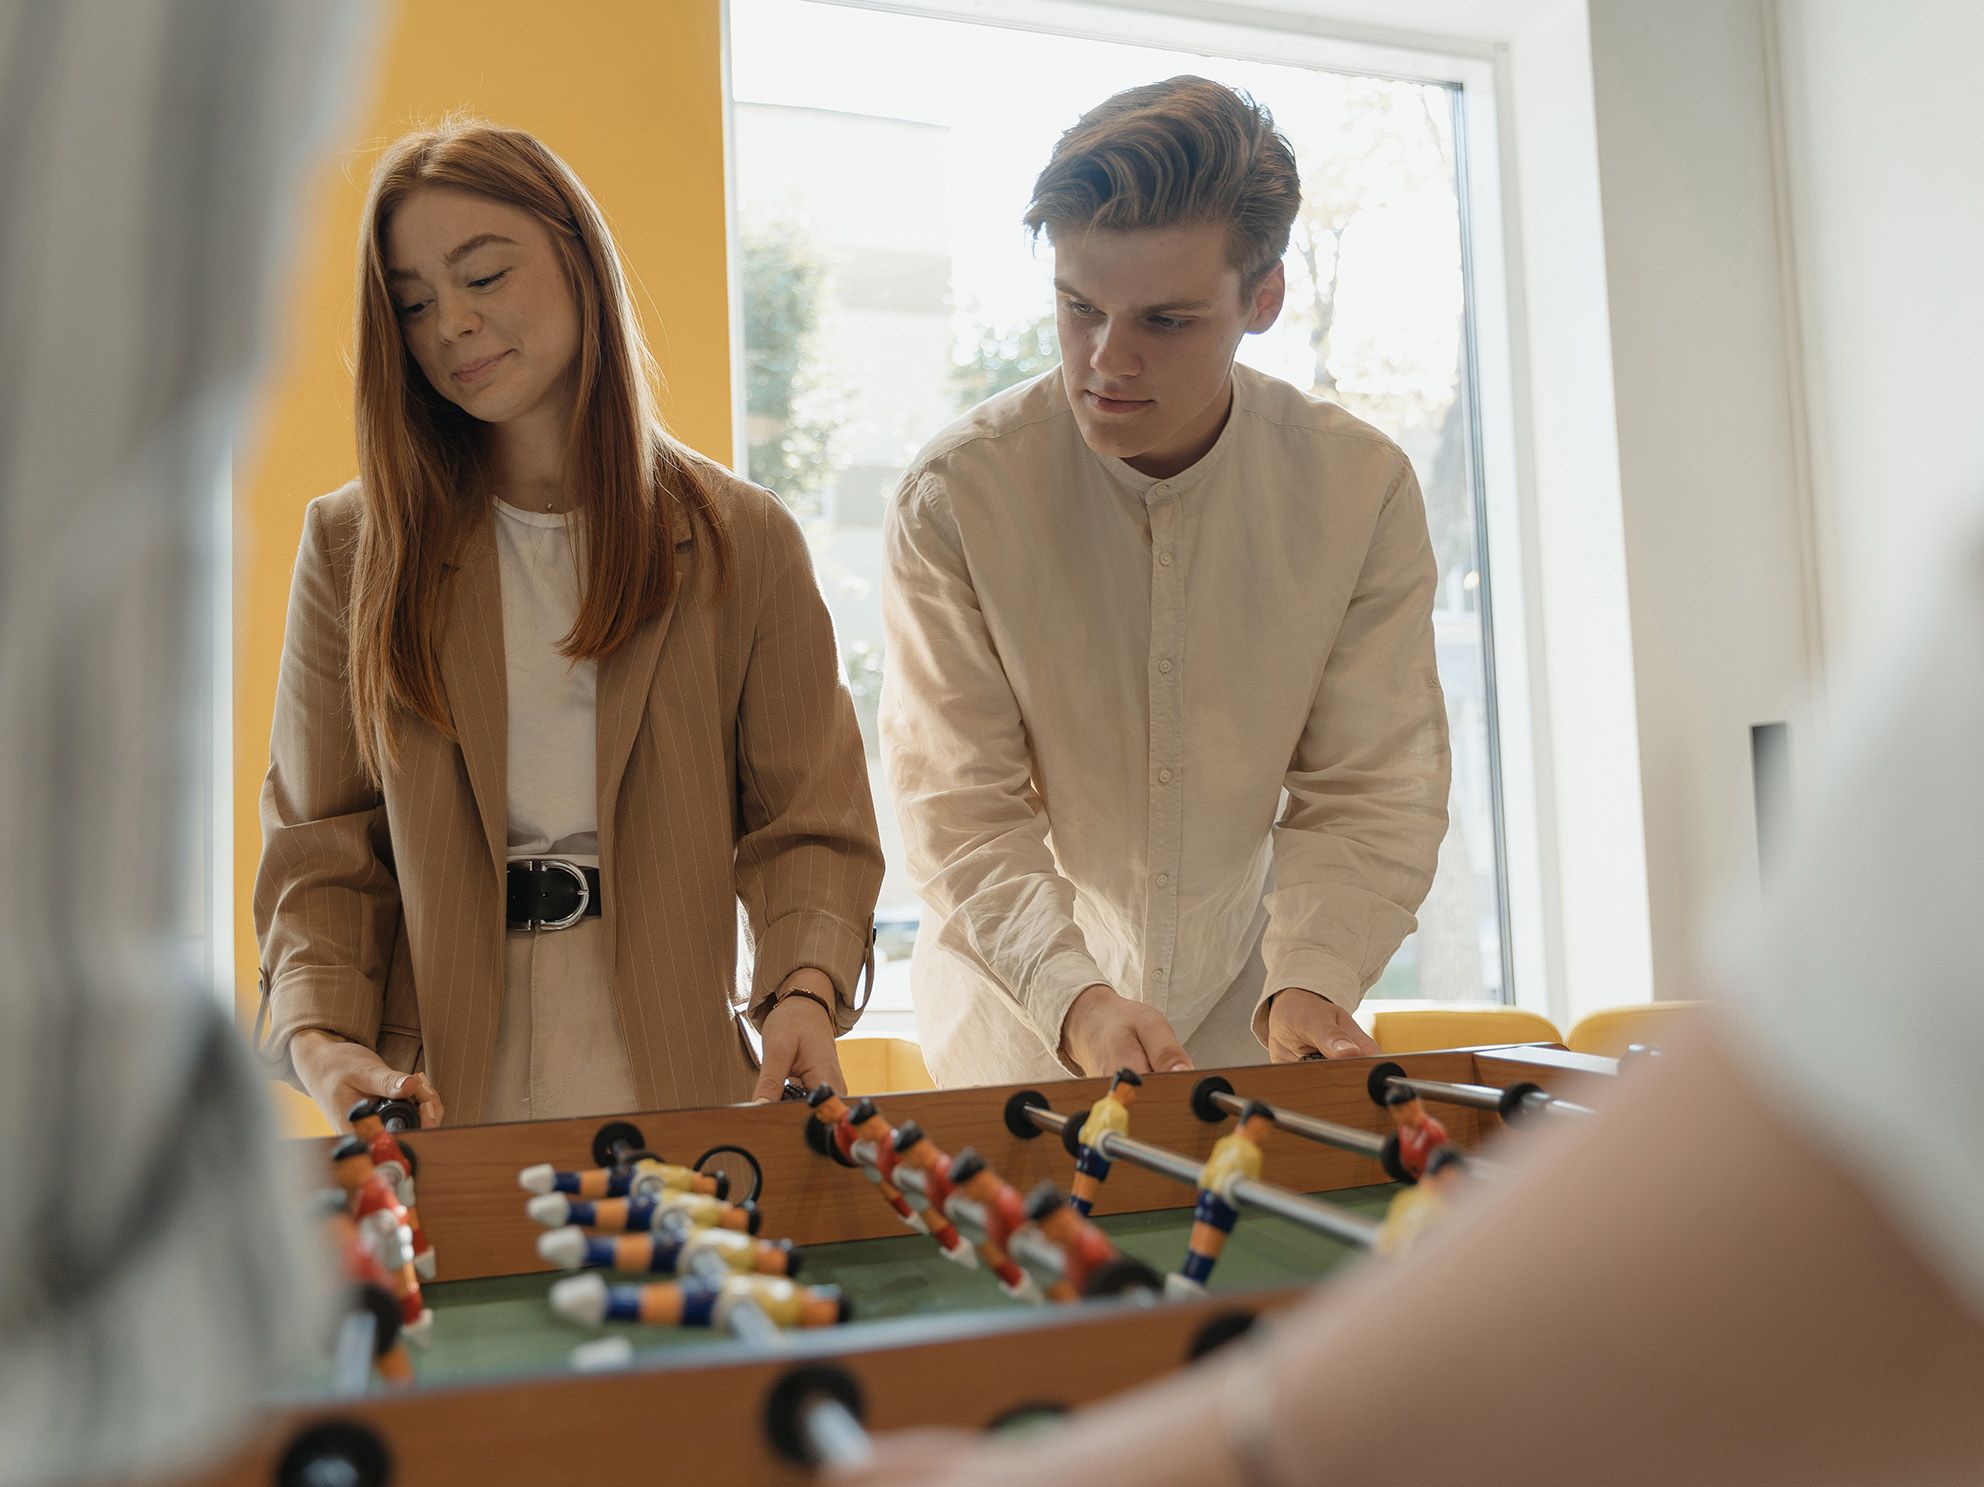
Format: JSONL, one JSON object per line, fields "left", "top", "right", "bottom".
{"left": 291, "top": 1028, "right": 444, "bottom": 1132}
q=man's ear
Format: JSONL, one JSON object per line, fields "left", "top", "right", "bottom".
{"left": 1247, "top": 260, "right": 1286, "bottom": 334}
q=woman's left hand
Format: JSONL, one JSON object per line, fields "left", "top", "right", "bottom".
{"left": 751, "top": 976, "right": 847, "bottom": 1100}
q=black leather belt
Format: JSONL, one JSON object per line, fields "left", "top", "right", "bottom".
{"left": 506, "top": 859, "right": 602, "bottom": 931}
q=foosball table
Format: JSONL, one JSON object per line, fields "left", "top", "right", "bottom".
{"left": 179, "top": 1046, "right": 1613, "bottom": 1487}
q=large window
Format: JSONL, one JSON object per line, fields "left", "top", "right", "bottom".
{"left": 730, "top": 0, "right": 1509, "bottom": 1029}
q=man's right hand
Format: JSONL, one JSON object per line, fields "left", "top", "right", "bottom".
{"left": 1058, "top": 984, "right": 1194, "bottom": 1077}
{"left": 291, "top": 1028, "right": 445, "bottom": 1132}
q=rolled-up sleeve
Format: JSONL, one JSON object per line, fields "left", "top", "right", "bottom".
{"left": 880, "top": 472, "right": 1110, "bottom": 1059}
{"left": 1257, "top": 457, "right": 1451, "bottom": 1029}
{"left": 733, "top": 495, "right": 885, "bottom": 1034}
{"left": 253, "top": 496, "right": 401, "bottom": 1078}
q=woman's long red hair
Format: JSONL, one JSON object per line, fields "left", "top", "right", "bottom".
{"left": 347, "top": 119, "right": 730, "bottom": 780}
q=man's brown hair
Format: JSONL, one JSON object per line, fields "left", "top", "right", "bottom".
{"left": 1023, "top": 76, "right": 1301, "bottom": 289}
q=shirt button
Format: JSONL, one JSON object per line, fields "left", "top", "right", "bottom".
{"left": 1158, "top": 768, "right": 1173, "bottom": 784}
{"left": 1156, "top": 872, "right": 1170, "bottom": 886}
{"left": 1158, "top": 551, "right": 1174, "bottom": 566}
{"left": 1158, "top": 658, "right": 1173, "bottom": 674}
{"left": 1152, "top": 483, "right": 1170, "bottom": 497}
{"left": 1154, "top": 967, "right": 1168, "bottom": 979}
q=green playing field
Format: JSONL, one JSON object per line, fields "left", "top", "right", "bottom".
{"left": 407, "top": 1183, "right": 1399, "bottom": 1385}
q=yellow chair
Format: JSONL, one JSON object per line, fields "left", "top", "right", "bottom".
{"left": 836, "top": 1036, "right": 936, "bottom": 1094}
{"left": 1566, "top": 1000, "right": 1707, "bottom": 1059}
{"left": 1366, "top": 1005, "right": 1564, "bottom": 1053}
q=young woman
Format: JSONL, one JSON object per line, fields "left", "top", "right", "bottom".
{"left": 255, "top": 121, "right": 882, "bottom": 1130}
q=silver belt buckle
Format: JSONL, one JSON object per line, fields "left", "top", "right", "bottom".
{"left": 536, "top": 859, "right": 590, "bottom": 931}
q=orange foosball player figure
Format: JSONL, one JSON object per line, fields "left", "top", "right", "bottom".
{"left": 1071, "top": 1069, "right": 1141, "bottom": 1216}
{"left": 1024, "top": 1183, "right": 1131, "bottom": 1302}
{"left": 332, "top": 1138, "right": 433, "bottom": 1345}
{"left": 945, "top": 1148, "right": 1043, "bottom": 1302}
{"left": 808, "top": 1085, "right": 925, "bottom": 1232}
{"left": 347, "top": 1097, "right": 436, "bottom": 1281}
{"left": 887, "top": 1120, "right": 980, "bottom": 1270}
{"left": 846, "top": 1099, "right": 978, "bottom": 1265}
{"left": 1377, "top": 1146, "right": 1469, "bottom": 1256}
{"left": 1385, "top": 1085, "right": 1451, "bottom": 1181}
{"left": 1168, "top": 1101, "right": 1273, "bottom": 1297}
{"left": 320, "top": 1196, "right": 415, "bottom": 1386}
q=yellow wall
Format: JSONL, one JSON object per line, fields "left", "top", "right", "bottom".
{"left": 234, "top": 0, "right": 733, "bottom": 1132}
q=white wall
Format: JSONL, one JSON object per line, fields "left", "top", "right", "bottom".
{"left": 1231, "top": 0, "right": 1824, "bottom": 1020}
{"left": 1772, "top": 0, "right": 1984, "bottom": 671}
{"left": 1582, "top": 0, "right": 1818, "bottom": 999}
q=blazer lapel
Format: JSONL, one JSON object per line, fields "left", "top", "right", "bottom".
{"left": 438, "top": 512, "right": 508, "bottom": 882}
{"left": 595, "top": 534, "right": 692, "bottom": 824}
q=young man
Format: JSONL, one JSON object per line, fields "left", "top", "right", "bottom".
{"left": 881, "top": 77, "right": 1451, "bottom": 1086}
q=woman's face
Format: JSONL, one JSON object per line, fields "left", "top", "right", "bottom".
{"left": 384, "top": 186, "right": 581, "bottom": 431}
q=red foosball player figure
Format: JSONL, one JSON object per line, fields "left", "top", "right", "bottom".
{"left": 945, "top": 1147, "right": 1042, "bottom": 1303}
{"left": 525, "top": 1189, "right": 758, "bottom": 1235}
{"left": 1070, "top": 1069, "right": 1141, "bottom": 1216}
{"left": 332, "top": 1137, "right": 433, "bottom": 1345}
{"left": 847, "top": 1099, "right": 978, "bottom": 1265}
{"left": 1024, "top": 1183, "right": 1127, "bottom": 1303}
{"left": 887, "top": 1120, "right": 979, "bottom": 1269}
{"left": 1385, "top": 1084, "right": 1451, "bottom": 1181}
{"left": 549, "top": 1270, "right": 849, "bottom": 1332}
{"left": 1169, "top": 1101, "right": 1273, "bottom": 1297}
{"left": 319, "top": 1195, "right": 414, "bottom": 1386}
{"left": 807, "top": 1085, "right": 925, "bottom": 1233}
{"left": 347, "top": 1097, "right": 436, "bottom": 1281}
{"left": 517, "top": 1155, "right": 728, "bottom": 1204}
{"left": 1377, "top": 1146, "right": 1469, "bottom": 1256}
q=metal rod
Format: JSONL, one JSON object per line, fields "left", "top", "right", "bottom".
{"left": 1378, "top": 1072, "right": 1594, "bottom": 1122}
{"left": 1021, "top": 1105, "right": 1380, "bottom": 1249}
{"left": 1518, "top": 1090, "right": 1595, "bottom": 1120}
{"left": 1227, "top": 1177, "right": 1380, "bottom": 1248}
{"left": 1210, "top": 1089, "right": 1386, "bottom": 1158}
{"left": 801, "top": 1397, "right": 875, "bottom": 1471}
{"left": 892, "top": 1166, "right": 1069, "bottom": 1283}
{"left": 330, "top": 1309, "right": 377, "bottom": 1398}
{"left": 687, "top": 1247, "right": 780, "bottom": 1349}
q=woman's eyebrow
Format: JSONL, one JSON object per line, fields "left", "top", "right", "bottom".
{"left": 386, "top": 233, "right": 520, "bottom": 281}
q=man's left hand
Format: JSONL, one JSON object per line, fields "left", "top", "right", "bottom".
{"left": 751, "top": 973, "right": 846, "bottom": 1101}
{"left": 1265, "top": 988, "right": 1379, "bottom": 1061}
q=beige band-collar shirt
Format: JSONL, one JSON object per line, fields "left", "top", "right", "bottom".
{"left": 881, "top": 364, "right": 1451, "bottom": 1084}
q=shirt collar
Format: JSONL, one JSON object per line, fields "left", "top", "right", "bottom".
{"left": 1087, "top": 370, "right": 1248, "bottom": 503}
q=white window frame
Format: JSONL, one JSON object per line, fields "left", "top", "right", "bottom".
{"left": 723, "top": 0, "right": 1564, "bottom": 1027}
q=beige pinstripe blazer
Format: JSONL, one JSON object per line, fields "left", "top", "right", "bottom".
{"left": 254, "top": 466, "right": 883, "bottom": 1123}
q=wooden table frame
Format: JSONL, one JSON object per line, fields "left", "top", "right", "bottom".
{"left": 179, "top": 1047, "right": 1614, "bottom": 1487}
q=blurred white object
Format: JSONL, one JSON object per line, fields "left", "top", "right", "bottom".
{"left": 0, "top": 3, "right": 373, "bottom": 1484}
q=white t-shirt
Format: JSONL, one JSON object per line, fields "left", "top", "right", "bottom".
{"left": 493, "top": 500, "right": 598, "bottom": 864}
{"left": 1719, "top": 528, "right": 1984, "bottom": 1311}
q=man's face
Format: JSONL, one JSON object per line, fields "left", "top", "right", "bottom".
{"left": 1053, "top": 222, "right": 1283, "bottom": 480}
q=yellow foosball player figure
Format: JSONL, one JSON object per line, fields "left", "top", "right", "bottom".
{"left": 1168, "top": 1101, "right": 1274, "bottom": 1296}
{"left": 537, "top": 1213, "right": 796, "bottom": 1278}
{"left": 1070, "top": 1069, "right": 1141, "bottom": 1216}
{"left": 1377, "top": 1147, "right": 1469, "bottom": 1256}
{"left": 518, "top": 1154, "right": 728, "bottom": 1204}
{"left": 549, "top": 1271, "right": 849, "bottom": 1332}
{"left": 525, "top": 1188, "right": 760, "bottom": 1235}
